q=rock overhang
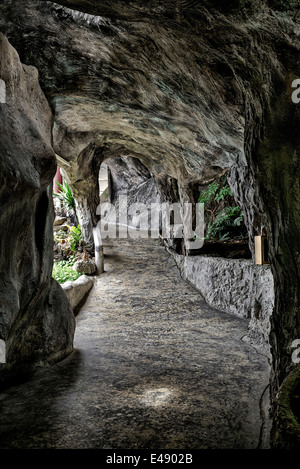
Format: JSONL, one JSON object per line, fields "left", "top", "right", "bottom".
{"left": 0, "top": 0, "right": 253, "bottom": 185}
{"left": 1, "top": 0, "right": 300, "bottom": 405}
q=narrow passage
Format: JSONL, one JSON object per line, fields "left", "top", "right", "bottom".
{"left": 0, "top": 238, "right": 270, "bottom": 449}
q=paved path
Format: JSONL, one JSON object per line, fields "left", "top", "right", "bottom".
{"left": 0, "top": 238, "right": 270, "bottom": 449}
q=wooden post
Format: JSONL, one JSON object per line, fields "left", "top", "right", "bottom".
{"left": 255, "top": 235, "right": 269, "bottom": 265}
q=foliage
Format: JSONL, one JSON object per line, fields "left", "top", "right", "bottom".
{"left": 199, "top": 178, "right": 248, "bottom": 241}
{"left": 53, "top": 182, "right": 76, "bottom": 214}
{"left": 70, "top": 225, "right": 83, "bottom": 252}
{"left": 54, "top": 224, "right": 83, "bottom": 256}
{"left": 198, "top": 181, "right": 219, "bottom": 205}
{"left": 52, "top": 255, "right": 82, "bottom": 284}
{"left": 206, "top": 206, "right": 246, "bottom": 241}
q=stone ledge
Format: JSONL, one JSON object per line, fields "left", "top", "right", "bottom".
{"left": 62, "top": 275, "right": 94, "bottom": 313}
{"left": 168, "top": 248, "right": 274, "bottom": 356}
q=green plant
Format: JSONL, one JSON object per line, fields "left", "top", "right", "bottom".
{"left": 199, "top": 178, "right": 248, "bottom": 241}
{"left": 70, "top": 224, "right": 83, "bottom": 252}
{"left": 214, "top": 185, "right": 233, "bottom": 203}
{"left": 52, "top": 256, "right": 82, "bottom": 284}
{"left": 198, "top": 181, "right": 220, "bottom": 205}
{"left": 53, "top": 182, "right": 76, "bottom": 215}
{"left": 206, "top": 206, "right": 247, "bottom": 241}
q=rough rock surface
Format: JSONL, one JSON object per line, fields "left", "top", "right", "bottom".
{"left": 171, "top": 251, "right": 274, "bottom": 355}
{"left": 53, "top": 216, "right": 67, "bottom": 226}
{"left": 101, "top": 156, "right": 162, "bottom": 232}
{"left": 271, "top": 364, "right": 300, "bottom": 449}
{"left": 73, "top": 259, "right": 97, "bottom": 275}
{"left": 107, "top": 156, "right": 154, "bottom": 200}
{"left": 1, "top": 0, "right": 300, "bottom": 446}
{"left": 0, "top": 237, "right": 271, "bottom": 449}
{"left": 0, "top": 33, "right": 75, "bottom": 387}
{"left": 62, "top": 275, "right": 94, "bottom": 312}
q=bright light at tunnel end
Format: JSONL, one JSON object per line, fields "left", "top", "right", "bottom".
{"left": 94, "top": 196, "right": 204, "bottom": 250}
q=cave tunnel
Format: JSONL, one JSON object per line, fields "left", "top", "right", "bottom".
{"left": 1, "top": 0, "right": 300, "bottom": 452}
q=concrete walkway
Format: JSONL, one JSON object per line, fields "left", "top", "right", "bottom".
{"left": 0, "top": 238, "right": 271, "bottom": 449}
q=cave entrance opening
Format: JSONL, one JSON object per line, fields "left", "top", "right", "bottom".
{"left": 96, "top": 156, "right": 162, "bottom": 246}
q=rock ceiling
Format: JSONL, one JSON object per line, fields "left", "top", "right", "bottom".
{"left": 1, "top": 0, "right": 300, "bottom": 395}
{"left": 2, "top": 0, "right": 295, "bottom": 186}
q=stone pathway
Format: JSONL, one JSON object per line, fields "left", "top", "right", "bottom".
{"left": 0, "top": 238, "right": 271, "bottom": 449}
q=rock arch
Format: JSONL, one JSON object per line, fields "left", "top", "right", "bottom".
{"left": 0, "top": 33, "right": 75, "bottom": 387}
{"left": 1, "top": 0, "right": 300, "bottom": 446}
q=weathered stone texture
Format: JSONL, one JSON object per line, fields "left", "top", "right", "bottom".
{"left": 0, "top": 238, "right": 271, "bottom": 449}
{"left": 62, "top": 275, "right": 94, "bottom": 312}
{"left": 1, "top": 0, "right": 300, "bottom": 446}
{"left": 0, "top": 33, "right": 75, "bottom": 386}
{"left": 73, "top": 259, "right": 96, "bottom": 275}
{"left": 171, "top": 251, "right": 274, "bottom": 355}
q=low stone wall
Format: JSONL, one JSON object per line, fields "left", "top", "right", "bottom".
{"left": 62, "top": 275, "right": 94, "bottom": 313}
{"left": 170, "top": 251, "right": 274, "bottom": 355}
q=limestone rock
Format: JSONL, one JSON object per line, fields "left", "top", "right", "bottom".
{"left": 62, "top": 275, "right": 94, "bottom": 312}
{"left": 100, "top": 156, "right": 162, "bottom": 231}
{"left": 53, "top": 223, "right": 69, "bottom": 232}
{"left": 54, "top": 216, "right": 68, "bottom": 226}
{"left": 73, "top": 259, "right": 97, "bottom": 275}
{"left": 1, "top": 0, "right": 300, "bottom": 434}
{"left": 170, "top": 248, "right": 274, "bottom": 355}
{"left": 0, "top": 33, "right": 75, "bottom": 386}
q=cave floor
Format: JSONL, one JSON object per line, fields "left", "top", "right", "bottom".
{"left": 0, "top": 238, "right": 271, "bottom": 449}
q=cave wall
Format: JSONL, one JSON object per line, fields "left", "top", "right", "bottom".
{"left": 0, "top": 33, "right": 75, "bottom": 387}
{"left": 104, "top": 156, "right": 162, "bottom": 234}
{"left": 0, "top": 0, "right": 247, "bottom": 255}
{"left": 107, "top": 156, "right": 156, "bottom": 203}
{"left": 171, "top": 251, "right": 274, "bottom": 355}
{"left": 1, "top": 0, "right": 300, "bottom": 445}
{"left": 252, "top": 85, "right": 300, "bottom": 405}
